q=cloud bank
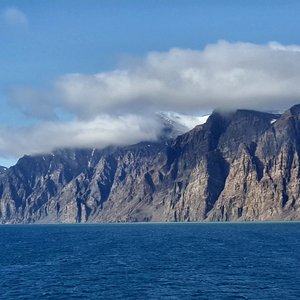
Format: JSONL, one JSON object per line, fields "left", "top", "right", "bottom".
{"left": 0, "top": 115, "right": 160, "bottom": 157}
{"left": 4, "top": 41, "right": 300, "bottom": 160}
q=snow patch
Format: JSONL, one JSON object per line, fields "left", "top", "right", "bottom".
{"left": 88, "top": 148, "right": 96, "bottom": 168}
{"left": 159, "top": 111, "right": 210, "bottom": 130}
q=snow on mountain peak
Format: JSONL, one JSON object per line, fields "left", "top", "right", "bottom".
{"left": 159, "top": 111, "right": 209, "bottom": 129}
{"left": 157, "top": 111, "right": 210, "bottom": 139}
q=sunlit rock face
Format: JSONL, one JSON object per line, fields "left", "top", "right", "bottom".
{"left": 1, "top": 105, "right": 300, "bottom": 224}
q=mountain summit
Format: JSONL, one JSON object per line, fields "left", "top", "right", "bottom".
{"left": 0, "top": 105, "right": 299, "bottom": 223}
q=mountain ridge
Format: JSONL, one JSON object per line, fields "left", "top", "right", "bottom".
{"left": 0, "top": 105, "right": 299, "bottom": 223}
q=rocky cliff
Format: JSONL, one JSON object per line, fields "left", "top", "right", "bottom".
{"left": 0, "top": 166, "right": 7, "bottom": 175}
{"left": 1, "top": 105, "right": 300, "bottom": 223}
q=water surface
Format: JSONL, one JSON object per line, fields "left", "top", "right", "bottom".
{"left": 0, "top": 222, "right": 299, "bottom": 299}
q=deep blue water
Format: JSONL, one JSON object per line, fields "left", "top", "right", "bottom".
{"left": 0, "top": 223, "right": 299, "bottom": 300}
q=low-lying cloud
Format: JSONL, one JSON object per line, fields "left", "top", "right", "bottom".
{"left": 4, "top": 40, "right": 300, "bottom": 161}
{"left": 0, "top": 115, "right": 160, "bottom": 157}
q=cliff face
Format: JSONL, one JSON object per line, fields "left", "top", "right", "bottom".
{"left": 0, "top": 166, "right": 7, "bottom": 175}
{"left": 0, "top": 105, "right": 300, "bottom": 223}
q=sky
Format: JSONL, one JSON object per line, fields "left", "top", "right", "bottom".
{"left": 1, "top": 0, "right": 300, "bottom": 166}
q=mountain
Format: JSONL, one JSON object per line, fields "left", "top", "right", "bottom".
{"left": 1, "top": 105, "right": 300, "bottom": 224}
{"left": 0, "top": 166, "right": 7, "bottom": 175}
{"left": 158, "top": 111, "right": 210, "bottom": 139}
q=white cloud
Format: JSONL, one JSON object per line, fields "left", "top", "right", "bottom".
{"left": 0, "top": 6, "right": 28, "bottom": 28}
{"left": 5, "top": 41, "right": 300, "bottom": 159}
{"left": 57, "top": 41, "right": 300, "bottom": 115}
{"left": 11, "top": 40, "right": 300, "bottom": 119}
{"left": 0, "top": 115, "right": 160, "bottom": 157}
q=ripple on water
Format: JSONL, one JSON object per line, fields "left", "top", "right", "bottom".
{"left": 0, "top": 223, "right": 299, "bottom": 300}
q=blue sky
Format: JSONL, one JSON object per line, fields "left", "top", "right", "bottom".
{"left": 1, "top": 0, "right": 300, "bottom": 166}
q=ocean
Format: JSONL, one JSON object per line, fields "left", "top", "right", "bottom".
{"left": 0, "top": 223, "right": 299, "bottom": 299}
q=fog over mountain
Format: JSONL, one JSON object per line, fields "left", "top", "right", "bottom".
{"left": 1, "top": 104, "right": 300, "bottom": 223}
{"left": 3, "top": 41, "right": 300, "bottom": 161}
